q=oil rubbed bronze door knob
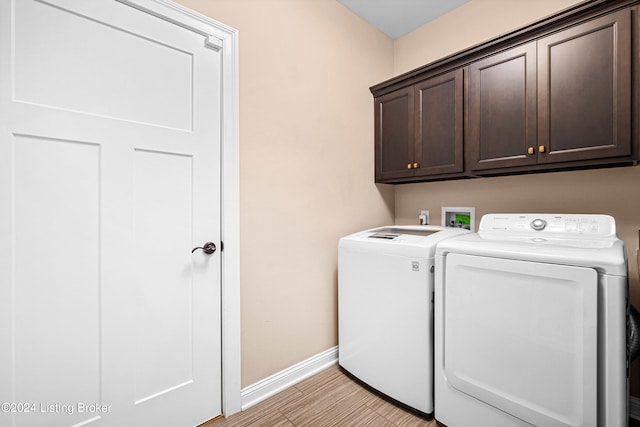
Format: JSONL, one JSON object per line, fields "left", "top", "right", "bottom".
{"left": 191, "top": 242, "right": 217, "bottom": 254}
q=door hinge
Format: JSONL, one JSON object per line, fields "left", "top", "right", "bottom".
{"left": 220, "top": 240, "right": 224, "bottom": 251}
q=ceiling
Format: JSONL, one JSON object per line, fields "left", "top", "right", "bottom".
{"left": 337, "top": 0, "right": 472, "bottom": 39}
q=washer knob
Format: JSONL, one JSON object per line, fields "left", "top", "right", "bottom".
{"left": 530, "top": 218, "right": 547, "bottom": 231}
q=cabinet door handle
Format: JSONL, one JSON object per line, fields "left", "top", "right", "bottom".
{"left": 413, "top": 162, "right": 420, "bottom": 169}
{"left": 407, "top": 163, "right": 413, "bottom": 170}
{"left": 527, "top": 147, "right": 534, "bottom": 155}
{"left": 539, "top": 145, "right": 546, "bottom": 153}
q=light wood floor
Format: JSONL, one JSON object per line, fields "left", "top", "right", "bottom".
{"left": 204, "top": 364, "right": 436, "bottom": 427}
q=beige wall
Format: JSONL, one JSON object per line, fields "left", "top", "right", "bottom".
{"left": 173, "top": 0, "right": 394, "bottom": 387}
{"left": 393, "top": 0, "right": 584, "bottom": 75}
{"left": 173, "top": 0, "right": 640, "bottom": 392}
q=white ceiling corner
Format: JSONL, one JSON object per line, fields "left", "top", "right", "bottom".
{"left": 337, "top": 0, "right": 472, "bottom": 39}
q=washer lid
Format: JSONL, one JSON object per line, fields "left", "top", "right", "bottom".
{"left": 340, "top": 225, "right": 470, "bottom": 258}
{"left": 436, "top": 214, "right": 627, "bottom": 276}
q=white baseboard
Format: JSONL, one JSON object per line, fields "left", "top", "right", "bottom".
{"left": 240, "top": 346, "right": 339, "bottom": 411}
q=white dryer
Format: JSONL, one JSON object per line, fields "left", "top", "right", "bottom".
{"left": 338, "top": 225, "right": 469, "bottom": 415}
{"left": 434, "top": 214, "right": 628, "bottom": 427}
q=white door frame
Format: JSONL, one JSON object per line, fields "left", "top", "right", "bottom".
{"left": 116, "top": 0, "right": 241, "bottom": 416}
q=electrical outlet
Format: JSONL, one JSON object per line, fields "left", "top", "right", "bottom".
{"left": 419, "top": 210, "right": 430, "bottom": 225}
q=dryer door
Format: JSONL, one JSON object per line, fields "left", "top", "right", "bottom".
{"left": 443, "top": 253, "right": 598, "bottom": 427}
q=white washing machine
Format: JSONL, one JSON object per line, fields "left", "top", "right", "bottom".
{"left": 338, "top": 225, "right": 469, "bottom": 414}
{"left": 434, "top": 214, "right": 628, "bottom": 427}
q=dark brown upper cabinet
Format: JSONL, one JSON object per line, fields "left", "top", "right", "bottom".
{"left": 371, "top": 0, "right": 638, "bottom": 183}
{"left": 374, "top": 87, "right": 414, "bottom": 181}
{"left": 414, "top": 69, "right": 464, "bottom": 178}
{"left": 468, "top": 8, "right": 631, "bottom": 172}
{"left": 466, "top": 9, "right": 632, "bottom": 172}
{"left": 374, "top": 69, "right": 463, "bottom": 183}
{"left": 466, "top": 43, "right": 537, "bottom": 171}
{"left": 537, "top": 9, "right": 631, "bottom": 164}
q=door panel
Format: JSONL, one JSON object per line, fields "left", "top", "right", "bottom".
{"left": 13, "top": 135, "right": 102, "bottom": 427}
{"left": 1, "top": 1, "right": 222, "bottom": 426}
{"left": 443, "top": 253, "right": 598, "bottom": 427}
{"left": 132, "top": 149, "right": 195, "bottom": 404}
{"left": 375, "top": 87, "right": 414, "bottom": 181}
{"left": 14, "top": 0, "right": 194, "bottom": 130}
{"left": 467, "top": 43, "right": 537, "bottom": 170}
{"left": 414, "top": 69, "right": 463, "bottom": 176}
{"left": 537, "top": 9, "right": 631, "bottom": 163}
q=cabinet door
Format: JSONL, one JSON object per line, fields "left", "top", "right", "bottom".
{"left": 467, "top": 43, "right": 537, "bottom": 171}
{"left": 374, "top": 87, "right": 414, "bottom": 181}
{"left": 414, "top": 69, "right": 463, "bottom": 177}
{"left": 537, "top": 9, "right": 631, "bottom": 164}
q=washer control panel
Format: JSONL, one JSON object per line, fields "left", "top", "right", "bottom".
{"left": 480, "top": 213, "right": 616, "bottom": 236}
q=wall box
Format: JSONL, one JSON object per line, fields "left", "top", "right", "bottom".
{"left": 442, "top": 207, "right": 475, "bottom": 231}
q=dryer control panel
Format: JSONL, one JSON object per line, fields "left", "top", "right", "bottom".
{"left": 479, "top": 214, "right": 617, "bottom": 237}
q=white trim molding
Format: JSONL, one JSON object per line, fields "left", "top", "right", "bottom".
{"left": 241, "top": 347, "right": 339, "bottom": 411}
{"left": 117, "top": 0, "right": 241, "bottom": 416}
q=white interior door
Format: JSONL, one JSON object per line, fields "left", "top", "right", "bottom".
{"left": 443, "top": 253, "right": 598, "bottom": 427}
{"left": 0, "top": 1, "right": 223, "bottom": 426}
